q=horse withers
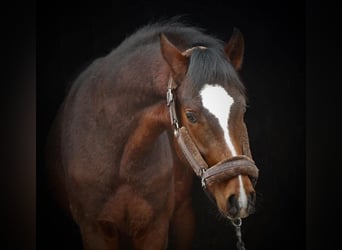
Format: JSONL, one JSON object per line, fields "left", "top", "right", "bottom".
{"left": 46, "top": 22, "right": 259, "bottom": 250}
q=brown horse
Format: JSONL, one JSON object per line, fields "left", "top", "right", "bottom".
{"left": 46, "top": 21, "right": 259, "bottom": 250}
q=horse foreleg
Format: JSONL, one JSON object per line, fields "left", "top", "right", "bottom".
{"left": 132, "top": 213, "right": 170, "bottom": 250}
{"left": 78, "top": 221, "right": 120, "bottom": 250}
{"left": 170, "top": 200, "right": 195, "bottom": 250}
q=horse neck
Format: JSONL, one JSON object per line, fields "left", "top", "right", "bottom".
{"left": 100, "top": 52, "right": 172, "bottom": 167}
{"left": 119, "top": 100, "right": 170, "bottom": 164}
{"left": 102, "top": 45, "right": 170, "bottom": 108}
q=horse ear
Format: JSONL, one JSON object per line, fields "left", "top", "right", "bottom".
{"left": 159, "top": 33, "right": 189, "bottom": 79}
{"left": 224, "top": 28, "right": 245, "bottom": 71}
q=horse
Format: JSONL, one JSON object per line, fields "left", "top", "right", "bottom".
{"left": 45, "top": 21, "right": 259, "bottom": 250}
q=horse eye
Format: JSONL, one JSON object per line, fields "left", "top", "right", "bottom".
{"left": 186, "top": 111, "right": 197, "bottom": 123}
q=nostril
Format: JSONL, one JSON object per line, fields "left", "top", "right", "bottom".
{"left": 227, "top": 194, "right": 239, "bottom": 217}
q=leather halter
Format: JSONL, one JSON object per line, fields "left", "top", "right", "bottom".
{"left": 166, "top": 75, "right": 259, "bottom": 188}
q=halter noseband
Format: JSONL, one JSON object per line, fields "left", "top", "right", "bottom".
{"left": 166, "top": 74, "right": 259, "bottom": 189}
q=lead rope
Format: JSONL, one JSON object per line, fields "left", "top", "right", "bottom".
{"left": 201, "top": 183, "right": 246, "bottom": 250}
{"left": 231, "top": 218, "right": 246, "bottom": 250}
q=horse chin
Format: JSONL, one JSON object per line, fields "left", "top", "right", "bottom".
{"left": 219, "top": 206, "right": 250, "bottom": 220}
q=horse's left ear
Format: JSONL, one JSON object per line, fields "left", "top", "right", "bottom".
{"left": 159, "top": 33, "right": 189, "bottom": 80}
{"left": 224, "top": 28, "right": 245, "bottom": 71}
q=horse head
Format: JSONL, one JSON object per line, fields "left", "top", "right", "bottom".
{"left": 160, "top": 29, "right": 258, "bottom": 219}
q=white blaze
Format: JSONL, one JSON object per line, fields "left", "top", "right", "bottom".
{"left": 200, "top": 84, "right": 248, "bottom": 212}
{"left": 238, "top": 175, "right": 248, "bottom": 214}
{"left": 200, "top": 84, "right": 237, "bottom": 156}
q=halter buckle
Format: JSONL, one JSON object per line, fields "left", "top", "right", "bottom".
{"left": 166, "top": 88, "right": 173, "bottom": 107}
{"left": 200, "top": 169, "right": 207, "bottom": 188}
{"left": 173, "top": 121, "right": 179, "bottom": 136}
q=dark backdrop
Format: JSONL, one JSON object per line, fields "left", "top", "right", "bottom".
{"left": 37, "top": 1, "right": 305, "bottom": 249}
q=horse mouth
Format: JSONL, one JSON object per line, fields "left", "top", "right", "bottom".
{"left": 224, "top": 207, "right": 248, "bottom": 220}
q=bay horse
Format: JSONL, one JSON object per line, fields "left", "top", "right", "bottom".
{"left": 46, "top": 21, "right": 259, "bottom": 250}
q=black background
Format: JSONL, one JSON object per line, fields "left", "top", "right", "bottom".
{"left": 36, "top": 0, "right": 308, "bottom": 249}
{"left": 36, "top": 0, "right": 306, "bottom": 249}
{"left": 0, "top": 0, "right": 337, "bottom": 250}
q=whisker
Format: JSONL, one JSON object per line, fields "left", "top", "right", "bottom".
{"left": 252, "top": 191, "right": 265, "bottom": 212}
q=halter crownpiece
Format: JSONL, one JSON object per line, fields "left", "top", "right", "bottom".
{"left": 181, "top": 46, "right": 207, "bottom": 57}
{"left": 166, "top": 73, "right": 259, "bottom": 189}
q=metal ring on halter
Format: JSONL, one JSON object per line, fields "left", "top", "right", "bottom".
{"left": 232, "top": 217, "right": 242, "bottom": 227}
{"left": 166, "top": 88, "right": 173, "bottom": 107}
